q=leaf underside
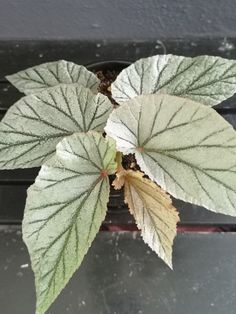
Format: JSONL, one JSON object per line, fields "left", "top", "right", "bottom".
{"left": 0, "top": 84, "right": 112, "bottom": 169}
{"left": 114, "top": 170, "right": 179, "bottom": 268}
{"left": 105, "top": 93, "right": 236, "bottom": 216}
{"left": 6, "top": 60, "right": 100, "bottom": 95}
{"left": 112, "top": 54, "right": 236, "bottom": 106}
{"left": 23, "top": 132, "right": 117, "bottom": 314}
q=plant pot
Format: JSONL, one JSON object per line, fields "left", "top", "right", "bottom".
{"left": 86, "top": 60, "right": 131, "bottom": 72}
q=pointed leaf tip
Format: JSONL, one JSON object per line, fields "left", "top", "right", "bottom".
{"left": 112, "top": 54, "right": 236, "bottom": 106}
{"left": 6, "top": 60, "right": 100, "bottom": 94}
{"left": 117, "top": 170, "right": 179, "bottom": 268}
{"left": 23, "top": 132, "right": 117, "bottom": 314}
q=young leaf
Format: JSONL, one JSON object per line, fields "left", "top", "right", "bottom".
{"left": 6, "top": 60, "right": 99, "bottom": 94}
{"left": 112, "top": 54, "right": 236, "bottom": 106}
{"left": 0, "top": 85, "right": 112, "bottom": 169}
{"left": 105, "top": 94, "right": 236, "bottom": 216}
{"left": 23, "top": 132, "right": 117, "bottom": 314}
{"left": 114, "top": 170, "right": 179, "bottom": 268}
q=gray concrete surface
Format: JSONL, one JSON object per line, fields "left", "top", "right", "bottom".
{"left": 1, "top": 227, "right": 236, "bottom": 314}
{"left": 0, "top": 0, "right": 236, "bottom": 40}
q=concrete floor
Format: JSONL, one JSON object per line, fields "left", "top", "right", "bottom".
{"left": 1, "top": 226, "right": 236, "bottom": 314}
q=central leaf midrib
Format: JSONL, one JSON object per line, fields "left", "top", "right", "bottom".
{"left": 130, "top": 180, "right": 176, "bottom": 238}
{"left": 37, "top": 175, "right": 105, "bottom": 300}
{"left": 129, "top": 184, "right": 169, "bottom": 260}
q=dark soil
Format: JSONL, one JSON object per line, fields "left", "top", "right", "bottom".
{"left": 96, "top": 70, "right": 119, "bottom": 108}
{"left": 122, "top": 154, "right": 140, "bottom": 171}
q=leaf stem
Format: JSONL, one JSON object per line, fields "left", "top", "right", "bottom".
{"left": 115, "top": 151, "right": 123, "bottom": 172}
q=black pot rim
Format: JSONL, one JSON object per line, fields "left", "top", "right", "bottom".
{"left": 86, "top": 60, "right": 131, "bottom": 72}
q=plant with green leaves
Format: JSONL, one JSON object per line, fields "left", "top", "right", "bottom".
{"left": 2, "top": 55, "right": 236, "bottom": 313}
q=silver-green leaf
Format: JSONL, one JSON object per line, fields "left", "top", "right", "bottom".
{"left": 112, "top": 54, "right": 236, "bottom": 106}
{"left": 0, "top": 84, "right": 112, "bottom": 169}
{"left": 23, "top": 132, "right": 117, "bottom": 314}
{"left": 105, "top": 94, "right": 236, "bottom": 216}
{"left": 6, "top": 60, "right": 99, "bottom": 94}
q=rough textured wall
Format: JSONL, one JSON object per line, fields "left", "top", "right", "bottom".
{"left": 0, "top": 0, "right": 235, "bottom": 39}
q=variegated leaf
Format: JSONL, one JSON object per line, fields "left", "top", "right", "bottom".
{"left": 112, "top": 54, "right": 236, "bottom": 106}
{"left": 105, "top": 93, "right": 236, "bottom": 216}
{"left": 23, "top": 132, "right": 117, "bottom": 314}
{"left": 0, "top": 85, "right": 112, "bottom": 169}
{"left": 6, "top": 60, "right": 99, "bottom": 94}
